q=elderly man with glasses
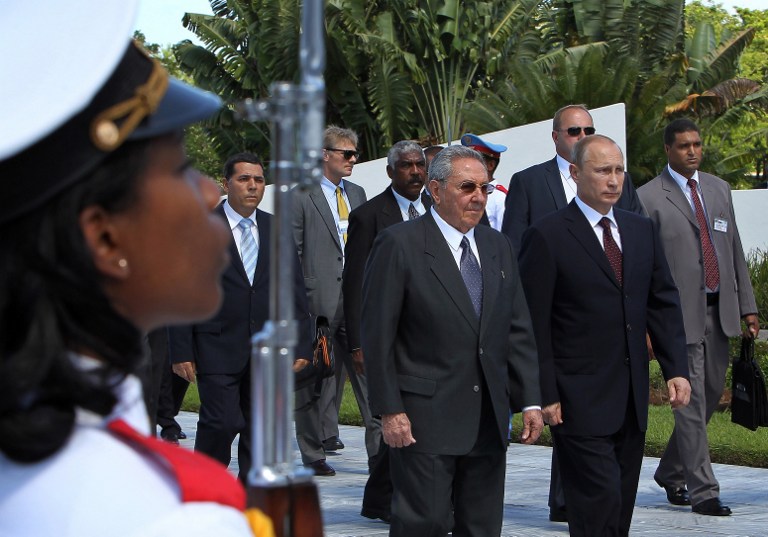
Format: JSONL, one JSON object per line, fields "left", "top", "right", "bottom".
{"left": 363, "top": 145, "right": 543, "bottom": 536}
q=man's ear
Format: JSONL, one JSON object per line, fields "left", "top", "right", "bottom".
{"left": 78, "top": 205, "right": 130, "bottom": 279}
{"left": 428, "top": 180, "right": 441, "bottom": 204}
{"left": 569, "top": 163, "right": 579, "bottom": 184}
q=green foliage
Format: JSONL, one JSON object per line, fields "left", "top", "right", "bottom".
{"left": 747, "top": 249, "right": 768, "bottom": 327}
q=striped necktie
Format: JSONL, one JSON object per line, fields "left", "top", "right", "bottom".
{"left": 408, "top": 203, "right": 420, "bottom": 220}
{"left": 687, "top": 179, "right": 720, "bottom": 290}
{"left": 238, "top": 218, "right": 257, "bottom": 284}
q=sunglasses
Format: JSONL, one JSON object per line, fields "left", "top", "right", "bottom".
{"left": 326, "top": 148, "right": 360, "bottom": 160}
{"left": 560, "top": 126, "right": 596, "bottom": 137}
{"left": 456, "top": 181, "right": 495, "bottom": 195}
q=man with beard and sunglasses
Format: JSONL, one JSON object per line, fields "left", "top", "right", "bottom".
{"left": 362, "top": 145, "right": 543, "bottom": 536}
{"left": 343, "top": 140, "right": 432, "bottom": 523}
{"left": 500, "top": 104, "right": 644, "bottom": 523}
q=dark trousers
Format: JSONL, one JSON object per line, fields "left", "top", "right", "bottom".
{"left": 553, "top": 397, "right": 645, "bottom": 537}
{"left": 548, "top": 444, "right": 566, "bottom": 514}
{"left": 362, "top": 440, "right": 393, "bottom": 519}
{"left": 156, "top": 359, "right": 189, "bottom": 435}
{"left": 389, "top": 389, "right": 505, "bottom": 537}
{"left": 195, "top": 369, "right": 252, "bottom": 483}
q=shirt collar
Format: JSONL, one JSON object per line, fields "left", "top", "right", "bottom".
{"left": 574, "top": 195, "right": 617, "bottom": 229}
{"left": 223, "top": 199, "right": 257, "bottom": 230}
{"left": 667, "top": 164, "right": 699, "bottom": 192}
{"left": 391, "top": 187, "right": 424, "bottom": 215}
{"left": 556, "top": 154, "right": 572, "bottom": 178}
{"left": 430, "top": 206, "right": 476, "bottom": 251}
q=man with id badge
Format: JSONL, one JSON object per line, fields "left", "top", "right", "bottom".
{"left": 638, "top": 118, "right": 759, "bottom": 517}
{"left": 291, "top": 126, "right": 370, "bottom": 475}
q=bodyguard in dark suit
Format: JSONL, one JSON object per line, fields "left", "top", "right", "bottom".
{"left": 363, "top": 145, "right": 543, "bottom": 536}
{"left": 518, "top": 135, "right": 691, "bottom": 537}
{"left": 343, "top": 140, "right": 430, "bottom": 523}
{"left": 170, "top": 153, "right": 311, "bottom": 483}
{"left": 639, "top": 119, "right": 759, "bottom": 516}
{"left": 501, "top": 104, "right": 643, "bottom": 254}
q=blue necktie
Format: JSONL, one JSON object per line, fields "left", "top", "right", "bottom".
{"left": 460, "top": 237, "right": 483, "bottom": 318}
{"left": 238, "top": 218, "right": 258, "bottom": 284}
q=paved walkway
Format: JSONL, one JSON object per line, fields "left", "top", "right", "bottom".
{"left": 174, "top": 412, "right": 768, "bottom": 536}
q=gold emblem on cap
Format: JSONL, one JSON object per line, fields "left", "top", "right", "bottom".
{"left": 93, "top": 120, "right": 120, "bottom": 149}
{"left": 90, "top": 42, "right": 169, "bottom": 152}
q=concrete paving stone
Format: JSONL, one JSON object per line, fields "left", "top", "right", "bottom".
{"left": 172, "top": 412, "right": 768, "bottom": 536}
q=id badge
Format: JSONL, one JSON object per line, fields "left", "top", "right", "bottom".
{"left": 339, "top": 218, "right": 349, "bottom": 236}
{"left": 713, "top": 217, "right": 727, "bottom": 233}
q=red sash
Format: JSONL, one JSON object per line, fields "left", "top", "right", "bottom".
{"left": 107, "top": 419, "right": 246, "bottom": 510}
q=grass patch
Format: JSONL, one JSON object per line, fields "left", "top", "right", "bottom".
{"left": 181, "top": 379, "right": 768, "bottom": 468}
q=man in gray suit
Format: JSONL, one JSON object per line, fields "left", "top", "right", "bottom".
{"left": 291, "top": 125, "right": 372, "bottom": 475}
{"left": 638, "top": 118, "right": 760, "bottom": 516}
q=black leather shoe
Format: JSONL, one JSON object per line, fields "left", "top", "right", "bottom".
{"left": 160, "top": 430, "right": 181, "bottom": 445}
{"left": 692, "top": 498, "right": 731, "bottom": 516}
{"left": 323, "top": 436, "right": 345, "bottom": 451}
{"left": 305, "top": 460, "right": 336, "bottom": 476}
{"left": 361, "top": 506, "right": 391, "bottom": 524}
{"left": 548, "top": 508, "right": 567, "bottom": 522}
{"left": 654, "top": 476, "right": 690, "bottom": 506}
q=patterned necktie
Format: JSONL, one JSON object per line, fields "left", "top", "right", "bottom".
{"left": 238, "top": 218, "right": 258, "bottom": 284}
{"left": 599, "top": 217, "right": 623, "bottom": 286}
{"left": 408, "top": 203, "right": 420, "bottom": 220}
{"left": 336, "top": 186, "right": 349, "bottom": 243}
{"left": 687, "top": 179, "right": 720, "bottom": 290}
{"left": 460, "top": 237, "right": 483, "bottom": 318}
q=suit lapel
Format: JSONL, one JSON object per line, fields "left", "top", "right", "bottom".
{"left": 565, "top": 202, "right": 621, "bottom": 289}
{"left": 476, "top": 228, "right": 500, "bottom": 340}
{"left": 382, "top": 188, "right": 403, "bottom": 226}
{"left": 660, "top": 168, "right": 698, "bottom": 229}
{"left": 309, "top": 186, "right": 343, "bottom": 253}
{"left": 545, "top": 158, "right": 568, "bottom": 209}
{"left": 343, "top": 180, "right": 366, "bottom": 210}
{"left": 423, "top": 214, "right": 480, "bottom": 333}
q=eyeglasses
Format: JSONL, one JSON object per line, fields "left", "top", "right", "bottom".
{"left": 560, "top": 126, "right": 596, "bottom": 137}
{"left": 326, "top": 148, "right": 360, "bottom": 160}
{"left": 455, "top": 181, "right": 495, "bottom": 195}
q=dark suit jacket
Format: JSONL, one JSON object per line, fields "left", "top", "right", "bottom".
{"left": 501, "top": 157, "right": 644, "bottom": 252}
{"left": 342, "top": 187, "right": 432, "bottom": 352}
{"left": 168, "top": 206, "right": 311, "bottom": 373}
{"left": 518, "top": 202, "right": 688, "bottom": 437}
{"left": 362, "top": 212, "right": 541, "bottom": 455}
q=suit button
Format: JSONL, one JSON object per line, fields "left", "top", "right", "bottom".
{"left": 473, "top": 385, "right": 480, "bottom": 392}
{"left": 337, "top": 277, "right": 342, "bottom": 282}
{"left": 624, "top": 357, "right": 630, "bottom": 365}
{"left": 479, "top": 348, "right": 484, "bottom": 355}
{"left": 626, "top": 323, "right": 632, "bottom": 332}
{"left": 338, "top": 257, "right": 342, "bottom": 262}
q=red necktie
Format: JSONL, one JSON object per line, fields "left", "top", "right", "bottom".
{"left": 687, "top": 179, "right": 720, "bottom": 290}
{"left": 599, "top": 217, "right": 623, "bottom": 286}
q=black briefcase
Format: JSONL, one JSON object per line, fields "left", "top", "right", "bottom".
{"left": 731, "top": 337, "right": 768, "bottom": 431}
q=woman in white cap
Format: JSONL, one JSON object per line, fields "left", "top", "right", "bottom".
{"left": 0, "top": 1, "right": 273, "bottom": 536}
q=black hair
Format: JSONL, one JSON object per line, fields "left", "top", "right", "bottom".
{"left": 223, "top": 152, "right": 263, "bottom": 181}
{"left": 664, "top": 118, "right": 700, "bottom": 146}
{"left": 0, "top": 139, "right": 151, "bottom": 463}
